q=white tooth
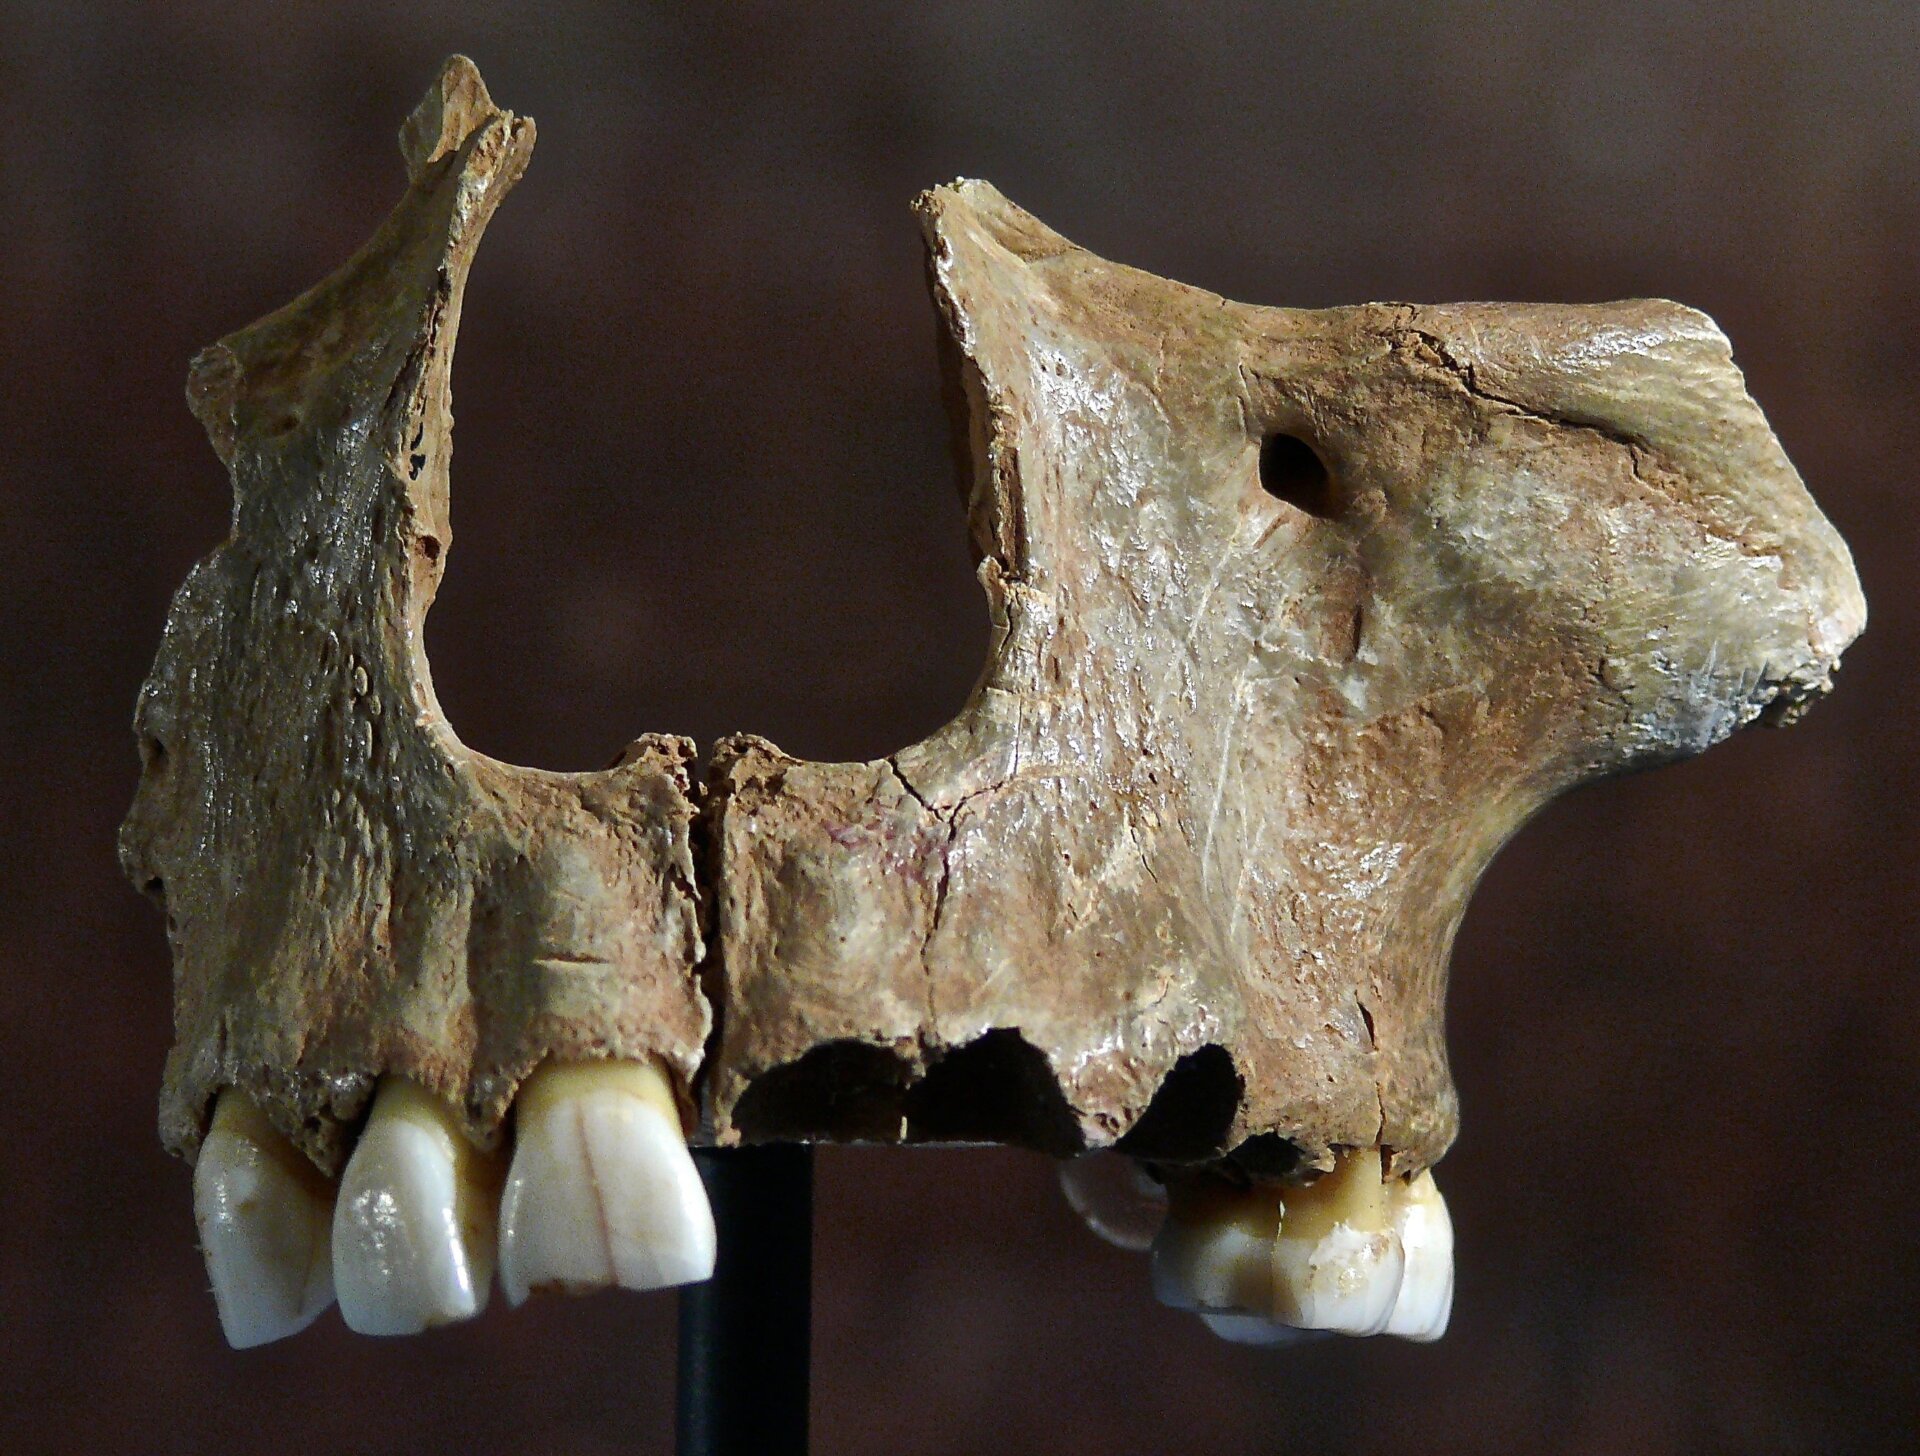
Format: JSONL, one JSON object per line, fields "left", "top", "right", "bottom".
{"left": 1383, "top": 1169, "right": 1454, "bottom": 1342}
{"left": 193, "top": 1089, "right": 336, "bottom": 1348}
{"left": 1269, "top": 1147, "right": 1405, "bottom": 1336}
{"left": 1149, "top": 1181, "right": 1279, "bottom": 1313}
{"left": 1151, "top": 1147, "right": 1413, "bottom": 1339}
{"left": 1198, "top": 1311, "right": 1326, "bottom": 1347}
{"left": 332, "top": 1078, "right": 501, "bottom": 1335}
{"left": 497, "top": 1059, "right": 715, "bottom": 1306}
{"left": 1058, "top": 1151, "right": 1167, "bottom": 1251}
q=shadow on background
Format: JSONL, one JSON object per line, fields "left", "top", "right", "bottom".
{"left": 2, "top": 4, "right": 1913, "bottom": 1452}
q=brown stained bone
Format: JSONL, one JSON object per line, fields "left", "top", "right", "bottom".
{"left": 122, "top": 60, "right": 1864, "bottom": 1181}
{"left": 705, "top": 185, "right": 1866, "bottom": 1174}
{"left": 118, "top": 59, "right": 708, "bottom": 1175}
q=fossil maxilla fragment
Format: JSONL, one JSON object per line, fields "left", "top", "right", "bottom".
{"left": 705, "top": 179, "right": 1865, "bottom": 1175}
{"left": 121, "top": 58, "right": 1864, "bottom": 1346}
{"left": 118, "top": 59, "right": 709, "bottom": 1179}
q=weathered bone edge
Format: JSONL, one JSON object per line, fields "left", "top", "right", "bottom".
{"left": 119, "top": 60, "right": 709, "bottom": 1174}
{"left": 122, "top": 59, "right": 1865, "bottom": 1180}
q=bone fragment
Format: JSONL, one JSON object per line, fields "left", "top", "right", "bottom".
{"left": 118, "top": 57, "right": 707, "bottom": 1177}
{"left": 123, "top": 59, "right": 1864, "bottom": 1216}
{"left": 704, "top": 183, "right": 1865, "bottom": 1170}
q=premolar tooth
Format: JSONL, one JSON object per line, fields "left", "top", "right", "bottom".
{"left": 1383, "top": 1169, "right": 1453, "bottom": 1342}
{"left": 1058, "top": 1151, "right": 1167, "bottom": 1251}
{"left": 332, "top": 1077, "right": 501, "bottom": 1335}
{"left": 497, "top": 1059, "right": 715, "bottom": 1306}
{"left": 193, "top": 1089, "right": 336, "bottom": 1348}
{"left": 1268, "top": 1147, "right": 1405, "bottom": 1336}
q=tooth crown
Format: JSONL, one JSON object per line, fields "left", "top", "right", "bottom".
{"left": 122, "top": 59, "right": 1863, "bottom": 1192}
{"left": 1149, "top": 1148, "right": 1453, "bottom": 1342}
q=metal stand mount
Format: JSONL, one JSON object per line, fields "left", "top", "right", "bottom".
{"left": 675, "top": 1144, "right": 815, "bottom": 1456}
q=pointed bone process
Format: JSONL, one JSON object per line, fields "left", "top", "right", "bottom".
{"left": 120, "top": 57, "right": 1864, "bottom": 1347}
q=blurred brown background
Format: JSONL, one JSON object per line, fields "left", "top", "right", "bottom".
{"left": 2, "top": 3, "right": 1914, "bottom": 1452}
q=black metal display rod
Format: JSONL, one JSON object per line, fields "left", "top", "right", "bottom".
{"left": 675, "top": 1143, "right": 815, "bottom": 1456}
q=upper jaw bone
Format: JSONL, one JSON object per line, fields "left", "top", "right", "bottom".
{"left": 1151, "top": 1148, "right": 1454, "bottom": 1343}
{"left": 193, "top": 1089, "right": 337, "bottom": 1349}
{"left": 497, "top": 1059, "right": 716, "bottom": 1306}
{"left": 332, "top": 1077, "right": 502, "bottom": 1336}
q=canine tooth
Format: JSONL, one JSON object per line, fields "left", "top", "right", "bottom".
{"left": 1268, "top": 1147, "right": 1405, "bottom": 1336}
{"left": 497, "top": 1059, "right": 715, "bottom": 1306}
{"left": 193, "top": 1089, "right": 336, "bottom": 1348}
{"left": 1383, "top": 1169, "right": 1454, "bottom": 1341}
{"left": 1058, "top": 1152, "right": 1167, "bottom": 1251}
{"left": 332, "top": 1078, "right": 501, "bottom": 1335}
{"left": 1150, "top": 1180, "right": 1280, "bottom": 1314}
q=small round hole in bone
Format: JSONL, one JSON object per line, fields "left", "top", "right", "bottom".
{"left": 1257, "top": 432, "right": 1335, "bottom": 517}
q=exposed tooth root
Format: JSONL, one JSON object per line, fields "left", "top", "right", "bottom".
{"left": 1058, "top": 1152, "right": 1168, "bottom": 1251}
{"left": 1153, "top": 1148, "right": 1431, "bottom": 1340}
{"left": 193, "top": 1089, "right": 336, "bottom": 1348}
{"left": 1383, "top": 1169, "right": 1454, "bottom": 1342}
{"left": 332, "top": 1077, "right": 502, "bottom": 1336}
{"left": 497, "top": 1059, "right": 715, "bottom": 1307}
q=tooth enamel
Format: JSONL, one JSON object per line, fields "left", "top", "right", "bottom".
{"left": 332, "top": 1077, "right": 501, "bottom": 1335}
{"left": 193, "top": 1089, "right": 336, "bottom": 1348}
{"left": 1382, "top": 1169, "right": 1454, "bottom": 1341}
{"left": 1152, "top": 1147, "right": 1419, "bottom": 1339}
{"left": 1150, "top": 1180, "right": 1280, "bottom": 1314}
{"left": 1058, "top": 1152, "right": 1168, "bottom": 1251}
{"left": 1268, "top": 1147, "right": 1405, "bottom": 1336}
{"left": 497, "top": 1059, "right": 715, "bottom": 1306}
{"left": 1198, "top": 1312, "right": 1325, "bottom": 1347}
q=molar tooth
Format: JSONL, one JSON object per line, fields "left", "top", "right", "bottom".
{"left": 497, "top": 1059, "right": 715, "bottom": 1306}
{"left": 1151, "top": 1148, "right": 1414, "bottom": 1339}
{"left": 193, "top": 1089, "right": 336, "bottom": 1348}
{"left": 1382, "top": 1169, "right": 1454, "bottom": 1342}
{"left": 1268, "top": 1147, "right": 1405, "bottom": 1336}
{"left": 1058, "top": 1151, "right": 1167, "bottom": 1251}
{"left": 1149, "top": 1180, "right": 1280, "bottom": 1314}
{"left": 332, "top": 1077, "right": 501, "bottom": 1335}
{"left": 1198, "top": 1312, "right": 1326, "bottom": 1347}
